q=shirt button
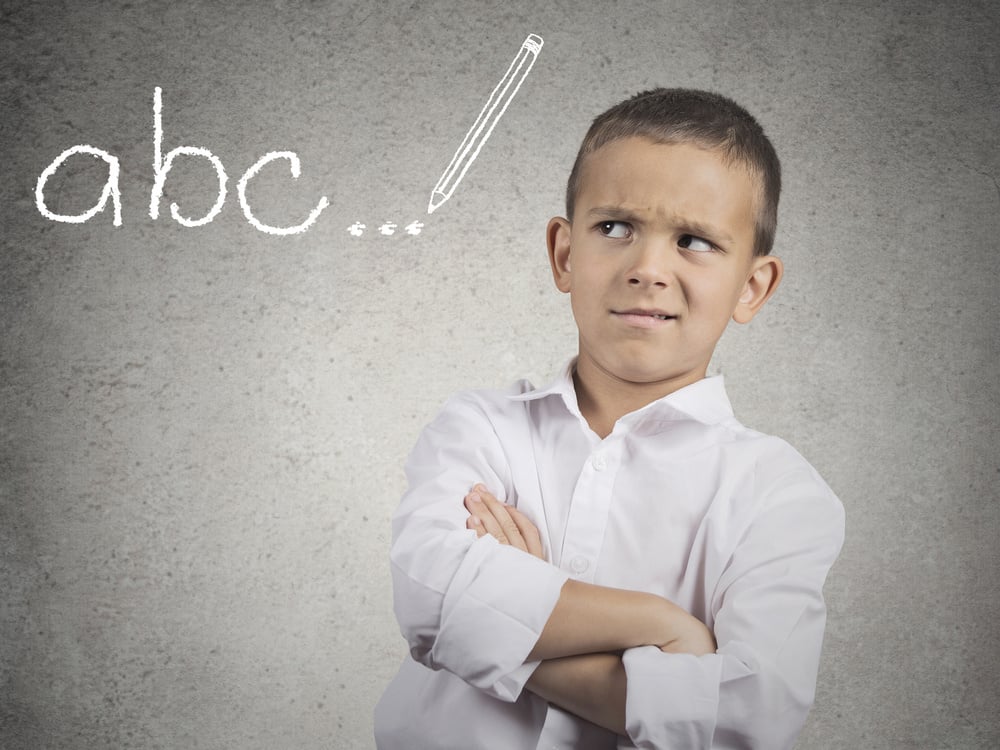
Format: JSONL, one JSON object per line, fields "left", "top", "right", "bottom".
{"left": 569, "top": 556, "right": 589, "bottom": 574}
{"left": 591, "top": 453, "right": 607, "bottom": 471}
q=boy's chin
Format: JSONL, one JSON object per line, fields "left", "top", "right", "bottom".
{"left": 590, "top": 357, "right": 709, "bottom": 389}
{"left": 625, "top": 368, "right": 706, "bottom": 388}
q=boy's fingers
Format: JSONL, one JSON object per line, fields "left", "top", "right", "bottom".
{"left": 474, "top": 486, "right": 539, "bottom": 553}
{"left": 479, "top": 491, "right": 528, "bottom": 552}
{"left": 507, "top": 505, "right": 544, "bottom": 559}
{"left": 464, "top": 485, "right": 529, "bottom": 552}
{"left": 464, "top": 485, "right": 546, "bottom": 561}
{"left": 466, "top": 515, "right": 487, "bottom": 538}
{"left": 465, "top": 490, "right": 510, "bottom": 545}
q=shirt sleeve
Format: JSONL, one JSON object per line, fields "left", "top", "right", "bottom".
{"left": 388, "top": 392, "right": 570, "bottom": 702}
{"left": 621, "top": 462, "right": 846, "bottom": 749}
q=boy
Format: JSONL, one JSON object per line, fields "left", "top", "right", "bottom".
{"left": 375, "top": 88, "right": 844, "bottom": 749}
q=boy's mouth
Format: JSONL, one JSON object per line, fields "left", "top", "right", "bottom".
{"left": 612, "top": 308, "right": 677, "bottom": 325}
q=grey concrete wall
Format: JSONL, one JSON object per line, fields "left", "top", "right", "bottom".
{"left": 2, "top": 0, "right": 997, "bottom": 747}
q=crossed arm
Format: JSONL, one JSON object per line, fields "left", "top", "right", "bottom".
{"left": 463, "top": 484, "right": 716, "bottom": 736}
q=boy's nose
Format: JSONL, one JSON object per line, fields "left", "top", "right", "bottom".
{"left": 626, "top": 241, "right": 674, "bottom": 288}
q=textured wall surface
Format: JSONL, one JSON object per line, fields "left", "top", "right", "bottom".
{"left": 2, "top": 1, "right": 998, "bottom": 747}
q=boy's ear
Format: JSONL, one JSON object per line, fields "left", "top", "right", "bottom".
{"left": 732, "top": 255, "right": 783, "bottom": 324}
{"left": 546, "top": 217, "right": 572, "bottom": 293}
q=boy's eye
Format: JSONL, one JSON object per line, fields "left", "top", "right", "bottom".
{"left": 677, "top": 234, "right": 715, "bottom": 252}
{"left": 598, "top": 221, "right": 631, "bottom": 239}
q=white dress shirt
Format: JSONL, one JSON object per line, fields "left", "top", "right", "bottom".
{"left": 374, "top": 361, "right": 844, "bottom": 749}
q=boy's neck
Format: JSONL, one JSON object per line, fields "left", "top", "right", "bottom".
{"left": 572, "top": 357, "right": 707, "bottom": 439}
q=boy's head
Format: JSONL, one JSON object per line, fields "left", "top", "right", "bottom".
{"left": 565, "top": 88, "right": 781, "bottom": 257}
{"left": 547, "top": 88, "right": 785, "bottom": 402}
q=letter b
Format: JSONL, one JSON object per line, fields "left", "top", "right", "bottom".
{"left": 148, "top": 87, "right": 227, "bottom": 227}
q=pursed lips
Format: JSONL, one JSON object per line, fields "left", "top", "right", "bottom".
{"left": 611, "top": 308, "right": 677, "bottom": 328}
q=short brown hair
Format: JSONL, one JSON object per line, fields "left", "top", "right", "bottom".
{"left": 565, "top": 88, "right": 781, "bottom": 256}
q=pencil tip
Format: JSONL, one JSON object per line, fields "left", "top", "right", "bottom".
{"left": 427, "top": 191, "right": 446, "bottom": 215}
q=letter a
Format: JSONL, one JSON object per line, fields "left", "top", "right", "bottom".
{"left": 36, "top": 145, "right": 123, "bottom": 226}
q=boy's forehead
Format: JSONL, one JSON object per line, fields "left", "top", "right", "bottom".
{"left": 576, "top": 137, "right": 762, "bottom": 220}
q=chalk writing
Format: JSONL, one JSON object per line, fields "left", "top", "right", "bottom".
{"left": 237, "top": 151, "right": 330, "bottom": 236}
{"left": 34, "top": 32, "right": 544, "bottom": 236}
{"left": 36, "top": 88, "right": 330, "bottom": 234}
{"left": 35, "top": 145, "right": 123, "bottom": 226}
{"left": 150, "top": 87, "right": 228, "bottom": 227}
{"left": 341, "top": 220, "right": 426, "bottom": 238}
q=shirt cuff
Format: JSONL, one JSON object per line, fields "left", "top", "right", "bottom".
{"left": 622, "top": 646, "right": 723, "bottom": 748}
{"left": 432, "top": 536, "right": 569, "bottom": 701}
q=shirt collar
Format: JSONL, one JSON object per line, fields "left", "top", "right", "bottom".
{"left": 508, "top": 358, "right": 735, "bottom": 427}
{"left": 507, "top": 359, "right": 585, "bottom": 421}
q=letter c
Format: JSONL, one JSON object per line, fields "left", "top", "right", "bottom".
{"left": 237, "top": 151, "right": 330, "bottom": 236}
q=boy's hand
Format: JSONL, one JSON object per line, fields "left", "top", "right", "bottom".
{"left": 464, "top": 484, "right": 545, "bottom": 560}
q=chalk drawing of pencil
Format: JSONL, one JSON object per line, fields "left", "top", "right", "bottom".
{"left": 427, "top": 33, "right": 544, "bottom": 214}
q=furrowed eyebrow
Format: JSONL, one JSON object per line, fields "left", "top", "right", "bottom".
{"left": 585, "top": 206, "right": 733, "bottom": 245}
{"left": 585, "top": 207, "right": 648, "bottom": 232}
{"left": 586, "top": 206, "right": 638, "bottom": 220}
{"left": 675, "top": 218, "right": 734, "bottom": 246}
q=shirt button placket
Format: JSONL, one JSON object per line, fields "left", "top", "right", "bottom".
{"left": 561, "top": 444, "right": 618, "bottom": 581}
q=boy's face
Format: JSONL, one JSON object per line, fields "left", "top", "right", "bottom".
{"left": 547, "top": 137, "right": 782, "bottom": 396}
